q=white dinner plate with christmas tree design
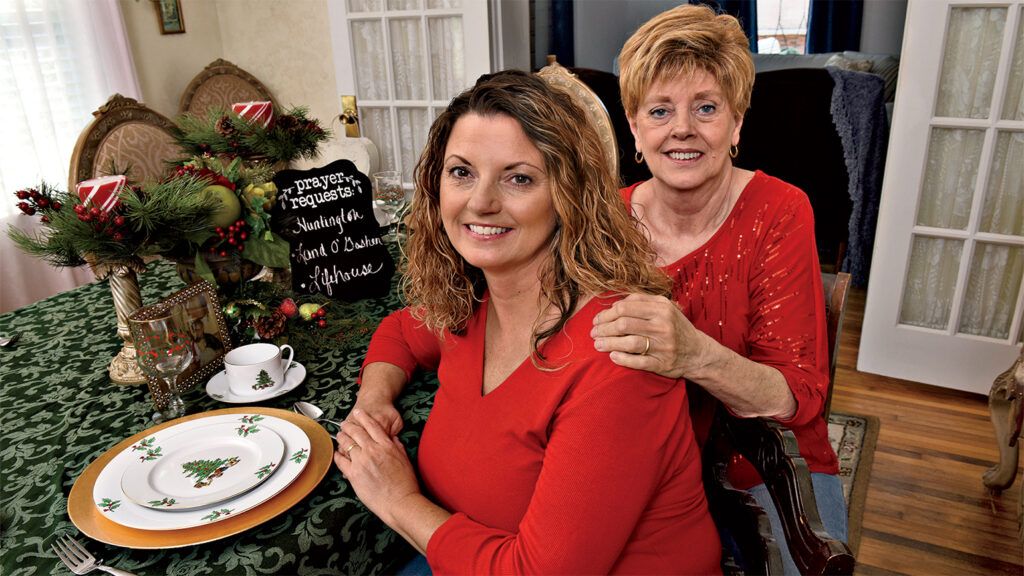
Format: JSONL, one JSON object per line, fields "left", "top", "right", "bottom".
{"left": 206, "top": 362, "right": 307, "bottom": 403}
{"left": 93, "top": 414, "right": 312, "bottom": 530}
{"left": 120, "top": 420, "right": 284, "bottom": 510}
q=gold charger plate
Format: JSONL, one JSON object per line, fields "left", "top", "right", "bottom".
{"left": 68, "top": 407, "right": 333, "bottom": 549}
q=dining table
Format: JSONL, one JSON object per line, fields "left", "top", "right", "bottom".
{"left": 0, "top": 258, "right": 437, "bottom": 575}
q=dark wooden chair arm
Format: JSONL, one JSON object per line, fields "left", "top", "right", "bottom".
{"left": 705, "top": 452, "right": 784, "bottom": 575}
{"left": 721, "top": 413, "right": 855, "bottom": 575}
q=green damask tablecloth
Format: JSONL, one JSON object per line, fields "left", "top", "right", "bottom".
{"left": 0, "top": 261, "right": 435, "bottom": 575}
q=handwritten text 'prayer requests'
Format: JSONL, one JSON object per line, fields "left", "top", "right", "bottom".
{"left": 274, "top": 159, "right": 394, "bottom": 300}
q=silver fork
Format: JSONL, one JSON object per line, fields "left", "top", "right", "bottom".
{"left": 51, "top": 534, "right": 137, "bottom": 576}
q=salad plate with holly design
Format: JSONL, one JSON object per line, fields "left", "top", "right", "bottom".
{"left": 92, "top": 413, "right": 312, "bottom": 531}
{"left": 120, "top": 420, "right": 284, "bottom": 510}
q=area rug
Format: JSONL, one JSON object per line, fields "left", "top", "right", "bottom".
{"left": 828, "top": 412, "right": 880, "bottom": 554}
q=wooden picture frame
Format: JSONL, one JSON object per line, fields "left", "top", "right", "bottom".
{"left": 157, "top": 0, "right": 185, "bottom": 35}
{"left": 128, "top": 281, "right": 230, "bottom": 406}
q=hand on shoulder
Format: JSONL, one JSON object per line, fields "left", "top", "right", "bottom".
{"left": 589, "top": 293, "right": 712, "bottom": 380}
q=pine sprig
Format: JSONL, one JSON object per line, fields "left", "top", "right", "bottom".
{"left": 173, "top": 106, "right": 329, "bottom": 165}
{"left": 126, "top": 176, "right": 220, "bottom": 257}
{"left": 6, "top": 178, "right": 218, "bottom": 268}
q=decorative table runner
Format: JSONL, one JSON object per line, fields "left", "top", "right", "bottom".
{"left": 0, "top": 260, "right": 436, "bottom": 575}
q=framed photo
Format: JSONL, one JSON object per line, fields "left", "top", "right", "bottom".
{"left": 157, "top": 0, "right": 185, "bottom": 34}
{"left": 129, "top": 281, "right": 230, "bottom": 406}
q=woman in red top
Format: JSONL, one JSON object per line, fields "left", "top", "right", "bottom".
{"left": 588, "top": 5, "right": 845, "bottom": 574}
{"left": 334, "top": 71, "right": 720, "bottom": 574}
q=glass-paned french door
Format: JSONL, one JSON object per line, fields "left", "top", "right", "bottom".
{"left": 860, "top": 0, "right": 1024, "bottom": 393}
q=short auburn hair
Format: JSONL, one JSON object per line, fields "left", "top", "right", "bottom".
{"left": 618, "top": 3, "right": 755, "bottom": 120}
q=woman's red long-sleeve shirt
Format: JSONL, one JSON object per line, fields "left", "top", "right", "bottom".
{"left": 362, "top": 294, "right": 721, "bottom": 574}
{"left": 621, "top": 170, "right": 839, "bottom": 488}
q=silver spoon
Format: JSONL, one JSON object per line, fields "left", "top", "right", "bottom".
{"left": 0, "top": 333, "right": 19, "bottom": 347}
{"left": 293, "top": 401, "right": 343, "bottom": 428}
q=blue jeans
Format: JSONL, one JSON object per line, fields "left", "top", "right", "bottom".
{"left": 748, "top": 472, "right": 848, "bottom": 575}
{"left": 396, "top": 554, "right": 432, "bottom": 576}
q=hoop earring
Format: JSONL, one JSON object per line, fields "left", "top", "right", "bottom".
{"left": 729, "top": 145, "right": 739, "bottom": 159}
{"left": 634, "top": 151, "right": 644, "bottom": 164}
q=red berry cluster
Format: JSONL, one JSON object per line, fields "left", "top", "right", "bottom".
{"left": 14, "top": 188, "right": 62, "bottom": 222}
{"left": 208, "top": 219, "right": 249, "bottom": 257}
{"left": 313, "top": 306, "right": 328, "bottom": 329}
{"left": 72, "top": 203, "right": 129, "bottom": 241}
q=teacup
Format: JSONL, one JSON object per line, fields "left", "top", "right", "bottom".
{"left": 224, "top": 343, "right": 295, "bottom": 397}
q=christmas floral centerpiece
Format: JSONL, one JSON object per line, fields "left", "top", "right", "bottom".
{"left": 158, "top": 153, "right": 290, "bottom": 287}
{"left": 6, "top": 102, "right": 332, "bottom": 382}
{"left": 218, "top": 277, "right": 377, "bottom": 352}
{"left": 8, "top": 176, "right": 217, "bottom": 276}
{"left": 10, "top": 101, "right": 328, "bottom": 288}
{"left": 160, "top": 101, "right": 330, "bottom": 288}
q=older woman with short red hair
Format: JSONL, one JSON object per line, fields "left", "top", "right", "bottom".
{"left": 590, "top": 5, "right": 846, "bottom": 574}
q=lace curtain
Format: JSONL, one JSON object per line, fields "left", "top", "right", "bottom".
{"left": 899, "top": 6, "right": 1024, "bottom": 342}
{"left": 0, "top": 0, "right": 138, "bottom": 312}
{"left": 0, "top": 0, "right": 140, "bottom": 210}
{"left": 348, "top": 7, "right": 462, "bottom": 179}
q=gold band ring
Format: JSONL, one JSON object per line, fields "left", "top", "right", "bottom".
{"left": 344, "top": 443, "right": 358, "bottom": 455}
{"left": 641, "top": 336, "right": 651, "bottom": 356}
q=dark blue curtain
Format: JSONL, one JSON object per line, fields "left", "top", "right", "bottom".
{"left": 550, "top": 0, "right": 575, "bottom": 66}
{"left": 807, "top": 0, "right": 863, "bottom": 53}
{"left": 691, "top": 0, "right": 758, "bottom": 53}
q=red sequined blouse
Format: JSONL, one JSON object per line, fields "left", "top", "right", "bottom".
{"left": 621, "top": 170, "right": 839, "bottom": 488}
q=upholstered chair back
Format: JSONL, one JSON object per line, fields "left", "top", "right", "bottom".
{"left": 179, "top": 58, "right": 275, "bottom": 116}
{"left": 68, "top": 94, "right": 182, "bottom": 190}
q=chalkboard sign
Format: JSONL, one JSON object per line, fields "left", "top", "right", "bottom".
{"left": 273, "top": 159, "right": 395, "bottom": 301}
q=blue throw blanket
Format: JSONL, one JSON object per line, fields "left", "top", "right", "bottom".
{"left": 827, "top": 67, "right": 889, "bottom": 287}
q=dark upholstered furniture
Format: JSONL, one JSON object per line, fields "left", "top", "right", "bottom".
{"left": 734, "top": 69, "right": 852, "bottom": 272}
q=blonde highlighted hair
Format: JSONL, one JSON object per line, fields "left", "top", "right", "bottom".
{"left": 618, "top": 3, "right": 755, "bottom": 119}
{"left": 404, "top": 70, "right": 670, "bottom": 355}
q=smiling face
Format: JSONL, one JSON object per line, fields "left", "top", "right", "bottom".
{"left": 629, "top": 70, "right": 743, "bottom": 194}
{"left": 440, "top": 113, "right": 557, "bottom": 280}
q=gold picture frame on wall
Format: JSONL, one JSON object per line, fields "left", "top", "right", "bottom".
{"left": 157, "top": 0, "right": 185, "bottom": 35}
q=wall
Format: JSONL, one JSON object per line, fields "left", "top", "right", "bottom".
{"left": 495, "top": 0, "right": 532, "bottom": 71}
{"left": 119, "top": 0, "right": 364, "bottom": 171}
{"left": 119, "top": 0, "right": 222, "bottom": 118}
{"left": 212, "top": 0, "right": 362, "bottom": 170}
{"left": 860, "top": 0, "right": 908, "bottom": 54}
{"left": 571, "top": 0, "right": 679, "bottom": 73}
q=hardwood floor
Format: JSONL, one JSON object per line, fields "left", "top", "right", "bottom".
{"left": 831, "top": 287, "right": 1023, "bottom": 575}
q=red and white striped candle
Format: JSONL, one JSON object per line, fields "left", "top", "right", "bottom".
{"left": 75, "top": 175, "right": 126, "bottom": 212}
{"left": 231, "top": 101, "right": 273, "bottom": 129}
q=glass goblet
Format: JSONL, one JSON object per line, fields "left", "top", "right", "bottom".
{"left": 372, "top": 170, "right": 407, "bottom": 243}
{"left": 130, "top": 304, "right": 196, "bottom": 423}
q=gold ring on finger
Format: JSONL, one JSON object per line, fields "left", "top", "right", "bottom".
{"left": 641, "top": 336, "right": 651, "bottom": 356}
{"left": 345, "top": 443, "right": 358, "bottom": 455}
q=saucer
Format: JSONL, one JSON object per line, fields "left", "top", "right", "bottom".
{"left": 206, "top": 363, "right": 306, "bottom": 403}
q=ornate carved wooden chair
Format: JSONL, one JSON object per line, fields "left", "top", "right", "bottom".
{"left": 68, "top": 94, "right": 182, "bottom": 190}
{"left": 178, "top": 58, "right": 275, "bottom": 116}
{"left": 536, "top": 58, "right": 619, "bottom": 181}
{"left": 982, "top": 345, "right": 1023, "bottom": 544}
{"left": 708, "top": 272, "right": 854, "bottom": 575}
